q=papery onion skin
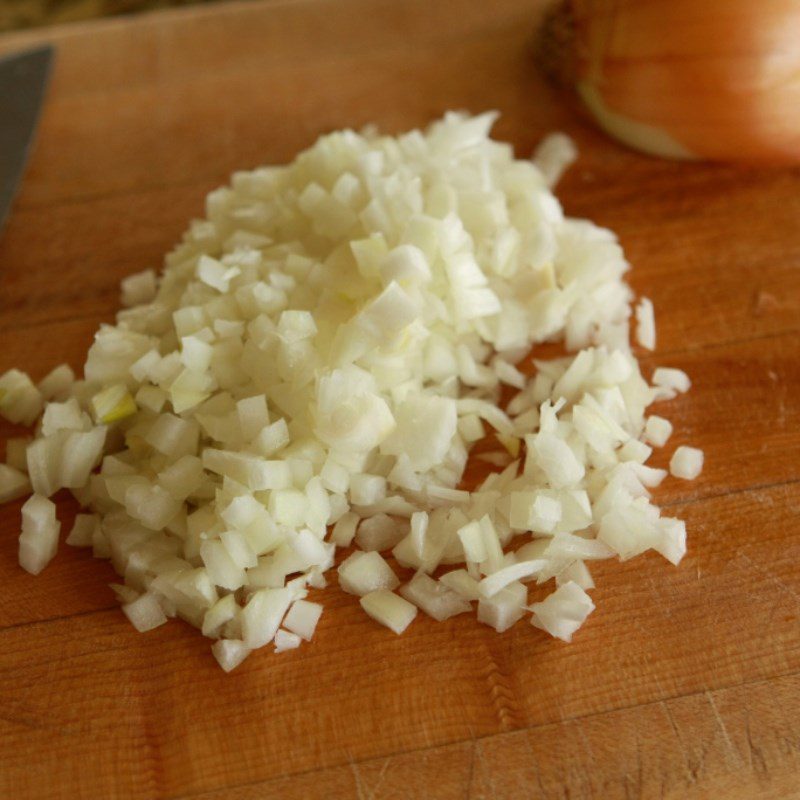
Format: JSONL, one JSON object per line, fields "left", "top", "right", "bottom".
{"left": 569, "top": 0, "right": 800, "bottom": 162}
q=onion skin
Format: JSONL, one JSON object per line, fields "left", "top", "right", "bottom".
{"left": 570, "top": 0, "right": 800, "bottom": 162}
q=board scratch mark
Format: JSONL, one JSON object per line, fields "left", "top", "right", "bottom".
{"left": 348, "top": 752, "right": 367, "bottom": 800}
{"left": 464, "top": 736, "right": 476, "bottom": 800}
{"left": 574, "top": 722, "right": 597, "bottom": 799}
{"left": 524, "top": 733, "right": 548, "bottom": 800}
{"left": 475, "top": 740, "right": 497, "bottom": 799}
{"left": 705, "top": 690, "right": 739, "bottom": 765}
{"left": 365, "top": 757, "right": 392, "bottom": 800}
{"left": 738, "top": 552, "right": 800, "bottom": 608}
{"left": 743, "top": 711, "right": 768, "bottom": 777}
{"left": 646, "top": 575, "right": 672, "bottom": 618}
{"left": 660, "top": 701, "right": 694, "bottom": 786}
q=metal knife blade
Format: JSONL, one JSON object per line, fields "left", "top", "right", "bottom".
{"left": 0, "top": 45, "right": 54, "bottom": 235}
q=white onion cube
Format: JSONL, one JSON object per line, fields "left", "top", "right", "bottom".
{"left": 477, "top": 581, "right": 526, "bottom": 632}
{"left": 529, "top": 581, "right": 594, "bottom": 642}
{"left": 670, "top": 446, "right": 704, "bottom": 480}
{"left": 0, "top": 464, "right": 31, "bottom": 503}
{"left": 122, "top": 593, "right": 168, "bottom": 632}
{"left": 399, "top": 573, "right": 471, "bottom": 621}
{"left": 18, "top": 494, "right": 60, "bottom": 575}
{"left": 359, "top": 590, "right": 417, "bottom": 634}
{"left": 242, "top": 587, "right": 292, "bottom": 648}
{"left": 283, "top": 599, "right": 323, "bottom": 640}
{"left": 212, "top": 639, "right": 251, "bottom": 672}
{"left": 337, "top": 550, "right": 399, "bottom": 596}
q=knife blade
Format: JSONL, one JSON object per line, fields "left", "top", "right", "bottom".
{"left": 0, "top": 45, "right": 54, "bottom": 235}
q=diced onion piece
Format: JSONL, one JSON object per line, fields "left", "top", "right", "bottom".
{"left": 478, "top": 559, "right": 547, "bottom": 598}
{"left": 269, "top": 489, "right": 307, "bottom": 527}
{"left": 169, "top": 369, "right": 212, "bottom": 413}
{"left": 181, "top": 335, "right": 214, "bottom": 372}
{"left": 529, "top": 581, "right": 594, "bottom": 642}
{"left": 91, "top": 384, "right": 137, "bottom": 424}
{"left": 670, "top": 446, "right": 704, "bottom": 480}
{"left": 497, "top": 434, "right": 521, "bottom": 457}
{"left": 125, "top": 483, "right": 181, "bottom": 530}
{"left": 0, "top": 369, "right": 43, "bottom": 425}
{"left": 337, "top": 551, "right": 399, "bottom": 596}
{"left": 201, "top": 540, "right": 248, "bottom": 591}
{"left": 652, "top": 367, "right": 691, "bottom": 398}
{"left": 0, "top": 464, "right": 31, "bottom": 503}
{"left": 121, "top": 269, "right": 157, "bottom": 307}
{"left": 110, "top": 582, "right": 140, "bottom": 604}
{"left": 357, "top": 282, "right": 419, "bottom": 341}
{"left": 330, "top": 511, "right": 359, "bottom": 547}
{"left": 635, "top": 297, "right": 656, "bottom": 351}
{"left": 644, "top": 415, "right": 673, "bottom": 447}
{"left": 439, "top": 569, "right": 481, "bottom": 601}
{"left": 556, "top": 560, "right": 594, "bottom": 590}
{"left": 220, "top": 495, "right": 262, "bottom": 529}
{"left": 201, "top": 593, "right": 239, "bottom": 638}
{"left": 60, "top": 427, "right": 107, "bottom": 488}
{"left": 237, "top": 395, "right": 270, "bottom": 442}
{"left": 122, "top": 593, "right": 167, "bottom": 632}
{"left": 320, "top": 458, "right": 349, "bottom": 493}
{"left": 630, "top": 462, "right": 667, "bottom": 488}
{"left": 545, "top": 532, "right": 614, "bottom": 562}
{"left": 359, "top": 590, "right": 417, "bottom": 634}
{"left": 202, "top": 449, "right": 291, "bottom": 491}
{"left": 145, "top": 413, "right": 199, "bottom": 458}
{"left": 409, "top": 511, "right": 428, "bottom": 558}
{"left": 198, "top": 255, "right": 239, "bottom": 292}
{"left": 457, "top": 414, "right": 484, "bottom": 443}
{"left": 381, "top": 396, "right": 457, "bottom": 472}
{"left": 533, "top": 132, "right": 577, "bottom": 186}
{"left": 135, "top": 386, "right": 165, "bottom": 414}
{"left": 18, "top": 494, "right": 60, "bottom": 575}
{"left": 457, "top": 520, "right": 487, "bottom": 562}
{"left": 221, "top": 530, "right": 258, "bottom": 569}
{"left": 477, "top": 581, "right": 526, "bottom": 632}
{"left": 380, "top": 244, "right": 431, "bottom": 285}
{"left": 350, "top": 473, "right": 387, "bottom": 505}
{"left": 283, "top": 599, "right": 323, "bottom": 640}
{"left": 427, "top": 485, "right": 471, "bottom": 505}
{"left": 212, "top": 639, "right": 251, "bottom": 672}
{"left": 242, "top": 587, "right": 292, "bottom": 648}
{"left": 26, "top": 435, "right": 64, "bottom": 497}
{"left": 355, "top": 514, "right": 407, "bottom": 552}
{"left": 274, "top": 629, "right": 302, "bottom": 652}
{"left": 653, "top": 517, "right": 687, "bottom": 565}
{"left": 509, "top": 491, "right": 561, "bottom": 533}
{"left": 618, "top": 438, "right": 652, "bottom": 464}
{"left": 158, "top": 455, "right": 204, "bottom": 500}
{"left": 479, "top": 515, "right": 505, "bottom": 574}
{"left": 493, "top": 358, "right": 526, "bottom": 389}
{"left": 38, "top": 364, "right": 75, "bottom": 402}
{"left": 399, "top": 573, "right": 472, "bottom": 621}
{"left": 530, "top": 433, "right": 585, "bottom": 488}
{"left": 41, "top": 398, "right": 85, "bottom": 436}
{"left": 289, "top": 529, "right": 334, "bottom": 570}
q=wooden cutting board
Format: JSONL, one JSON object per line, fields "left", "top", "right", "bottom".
{"left": 1, "top": 1, "right": 799, "bottom": 797}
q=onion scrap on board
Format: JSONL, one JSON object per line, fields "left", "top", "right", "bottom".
{"left": 0, "top": 113, "right": 702, "bottom": 671}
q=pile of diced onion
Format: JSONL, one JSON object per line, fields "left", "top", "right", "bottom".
{"left": 0, "top": 113, "right": 703, "bottom": 671}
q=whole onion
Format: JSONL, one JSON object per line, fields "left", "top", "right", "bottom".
{"left": 555, "top": 0, "right": 800, "bottom": 162}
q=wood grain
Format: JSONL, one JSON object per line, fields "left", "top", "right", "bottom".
{"left": 1, "top": 1, "right": 799, "bottom": 798}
